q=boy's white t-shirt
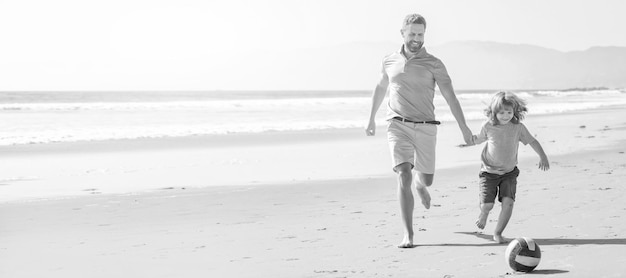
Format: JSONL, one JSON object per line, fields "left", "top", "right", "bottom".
{"left": 474, "top": 121, "right": 536, "bottom": 175}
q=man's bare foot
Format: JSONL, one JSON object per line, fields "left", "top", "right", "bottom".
{"left": 416, "top": 187, "right": 431, "bottom": 209}
{"left": 493, "top": 234, "right": 508, "bottom": 244}
{"left": 476, "top": 212, "right": 489, "bottom": 229}
{"left": 397, "top": 234, "right": 416, "bottom": 248}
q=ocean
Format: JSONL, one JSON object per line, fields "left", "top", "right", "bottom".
{"left": 1, "top": 89, "right": 625, "bottom": 146}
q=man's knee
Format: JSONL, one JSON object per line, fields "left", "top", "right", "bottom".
{"left": 394, "top": 162, "right": 413, "bottom": 175}
{"left": 416, "top": 172, "right": 434, "bottom": 187}
{"left": 395, "top": 163, "right": 413, "bottom": 187}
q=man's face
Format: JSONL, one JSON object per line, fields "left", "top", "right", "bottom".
{"left": 401, "top": 23, "right": 425, "bottom": 54}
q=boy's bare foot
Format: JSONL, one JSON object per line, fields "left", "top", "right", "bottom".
{"left": 416, "top": 187, "right": 431, "bottom": 209}
{"left": 476, "top": 212, "right": 489, "bottom": 229}
{"left": 493, "top": 234, "right": 508, "bottom": 244}
{"left": 398, "top": 234, "right": 416, "bottom": 248}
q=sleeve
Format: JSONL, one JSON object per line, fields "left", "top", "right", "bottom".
{"left": 377, "top": 56, "right": 390, "bottom": 88}
{"left": 433, "top": 59, "right": 452, "bottom": 85}
{"left": 381, "top": 59, "right": 388, "bottom": 78}
{"left": 473, "top": 123, "right": 489, "bottom": 145}
{"left": 519, "top": 123, "right": 536, "bottom": 145}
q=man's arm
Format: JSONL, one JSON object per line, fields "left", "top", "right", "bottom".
{"left": 365, "top": 72, "right": 389, "bottom": 136}
{"left": 439, "top": 82, "right": 472, "bottom": 144}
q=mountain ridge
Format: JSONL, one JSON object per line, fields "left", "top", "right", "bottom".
{"left": 303, "top": 40, "right": 626, "bottom": 90}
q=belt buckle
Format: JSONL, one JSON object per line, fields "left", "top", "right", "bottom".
{"left": 395, "top": 116, "right": 409, "bottom": 123}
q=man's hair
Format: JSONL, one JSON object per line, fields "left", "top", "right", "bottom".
{"left": 403, "top": 14, "right": 427, "bottom": 29}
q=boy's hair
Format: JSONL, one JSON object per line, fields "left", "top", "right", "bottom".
{"left": 403, "top": 14, "right": 427, "bottom": 29}
{"left": 485, "top": 91, "right": 528, "bottom": 125}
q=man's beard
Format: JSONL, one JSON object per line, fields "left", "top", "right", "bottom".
{"left": 407, "top": 41, "right": 423, "bottom": 53}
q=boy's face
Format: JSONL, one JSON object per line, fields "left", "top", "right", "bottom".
{"left": 401, "top": 24, "right": 425, "bottom": 55}
{"left": 496, "top": 105, "right": 514, "bottom": 125}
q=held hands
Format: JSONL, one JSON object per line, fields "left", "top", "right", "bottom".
{"left": 457, "top": 126, "right": 474, "bottom": 147}
{"left": 461, "top": 127, "right": 473, "bottom": 145}
{"left": 458, "top": 135, "right": 478, "bottom": 148}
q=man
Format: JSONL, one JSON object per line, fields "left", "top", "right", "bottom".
{"left": 366, "top": 13, "right": 473, "bottom": 248}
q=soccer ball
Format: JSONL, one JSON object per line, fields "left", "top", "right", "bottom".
{"left": 505, "top": 237, "right": 541, "bottom": 272}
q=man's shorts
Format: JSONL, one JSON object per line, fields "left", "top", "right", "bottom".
{"left": 479, "top": 167, "right": 519, "bottom": 203}
{"left": 386, "top": 119, "right": 437, "bottom": 174}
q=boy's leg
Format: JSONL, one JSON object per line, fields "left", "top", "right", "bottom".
{"left": 415, "top": 171, "right": 433, "bottom": 209}
{"left": 476, "top": 202, "right": 494, "bottom": 229}
{"left": 494, "top": 197, "right": 514, "bottom": 243}
{"left": 396, "top": 162, "right": 415, "bottom": 248}
{"left": 477, "top": 172, "right": 497, "bottom": 229}
{"left": 494, "top": 168, "right": 518, "bottom": 243}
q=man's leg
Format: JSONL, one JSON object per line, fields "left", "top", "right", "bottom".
{"left": 396, "top": 162, "right": 415, "bottom": 248}
{"left": 494, "top": 197, "right": 514, "bottom": 243}
{"left": 415, "top": 172, "right": 433, "bottom": 209}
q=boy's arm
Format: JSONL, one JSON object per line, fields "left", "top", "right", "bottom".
{"left": 458, "top": 133, "right": 486, "bottom": 147}
{"left": 529, "top": 140, "right": 550, "bottom": 171}
{"left": 439, "top": 82, "right": 472, "bottom": 144}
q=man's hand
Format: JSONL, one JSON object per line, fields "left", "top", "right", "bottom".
{"left": 365, "top": 120, "right": 376, "bottom": 136}
{"left": 461, "top": 126, "right": 473, "bottom": 145}
{"left": 458, "top": 135, "right": 477, "bottom": 148}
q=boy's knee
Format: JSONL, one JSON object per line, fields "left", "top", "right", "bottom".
{"left": 481, "top": 202, "right": 495, "bottom": 211}
{"left": 501, "top": 197, "right": 515, "bottom": 207}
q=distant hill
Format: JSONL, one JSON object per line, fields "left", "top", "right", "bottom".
{"left": 299, "top": 41, "right": 626, "bottom": 90}
{"left": 430, "top": 41, "right": 626, "bottom": 90}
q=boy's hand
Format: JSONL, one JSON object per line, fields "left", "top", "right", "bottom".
{"left": 458, "top": 135, "right": 477, "bottom": 148}
{"left": 538, "top": 158, "right": 550, "bottom": 171}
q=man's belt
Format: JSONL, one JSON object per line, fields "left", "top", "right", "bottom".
{"left": 392, "top": 116, "right": 441, "bottom": 125}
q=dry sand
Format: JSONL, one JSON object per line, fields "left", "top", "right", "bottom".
{"left": 1, "top": 106, "right": 625, "bottom": 277}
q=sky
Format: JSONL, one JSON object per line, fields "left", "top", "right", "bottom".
{"left": 1, "top": 0, "right": 625, "bottom": 91}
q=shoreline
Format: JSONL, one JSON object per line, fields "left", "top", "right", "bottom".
{"left": 2, "top": 104, "right": 624, "bottom": 154}
{"left": 1, "top": 105, "right": 625, "bottom": 203}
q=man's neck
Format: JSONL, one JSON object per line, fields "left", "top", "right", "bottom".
{"left": 402, "top": 45, "right": 421, "bottom": 59}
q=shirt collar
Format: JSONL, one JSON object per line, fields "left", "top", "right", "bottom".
{"left": 399, "top": 45, "right": 428, "bottom": 59}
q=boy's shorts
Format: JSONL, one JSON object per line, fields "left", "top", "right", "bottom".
{"left": 386, "top": 119, "right": 437, "bottom": 174}
{"left": 479, "top": 167, "right": 519, "bottom": 203}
